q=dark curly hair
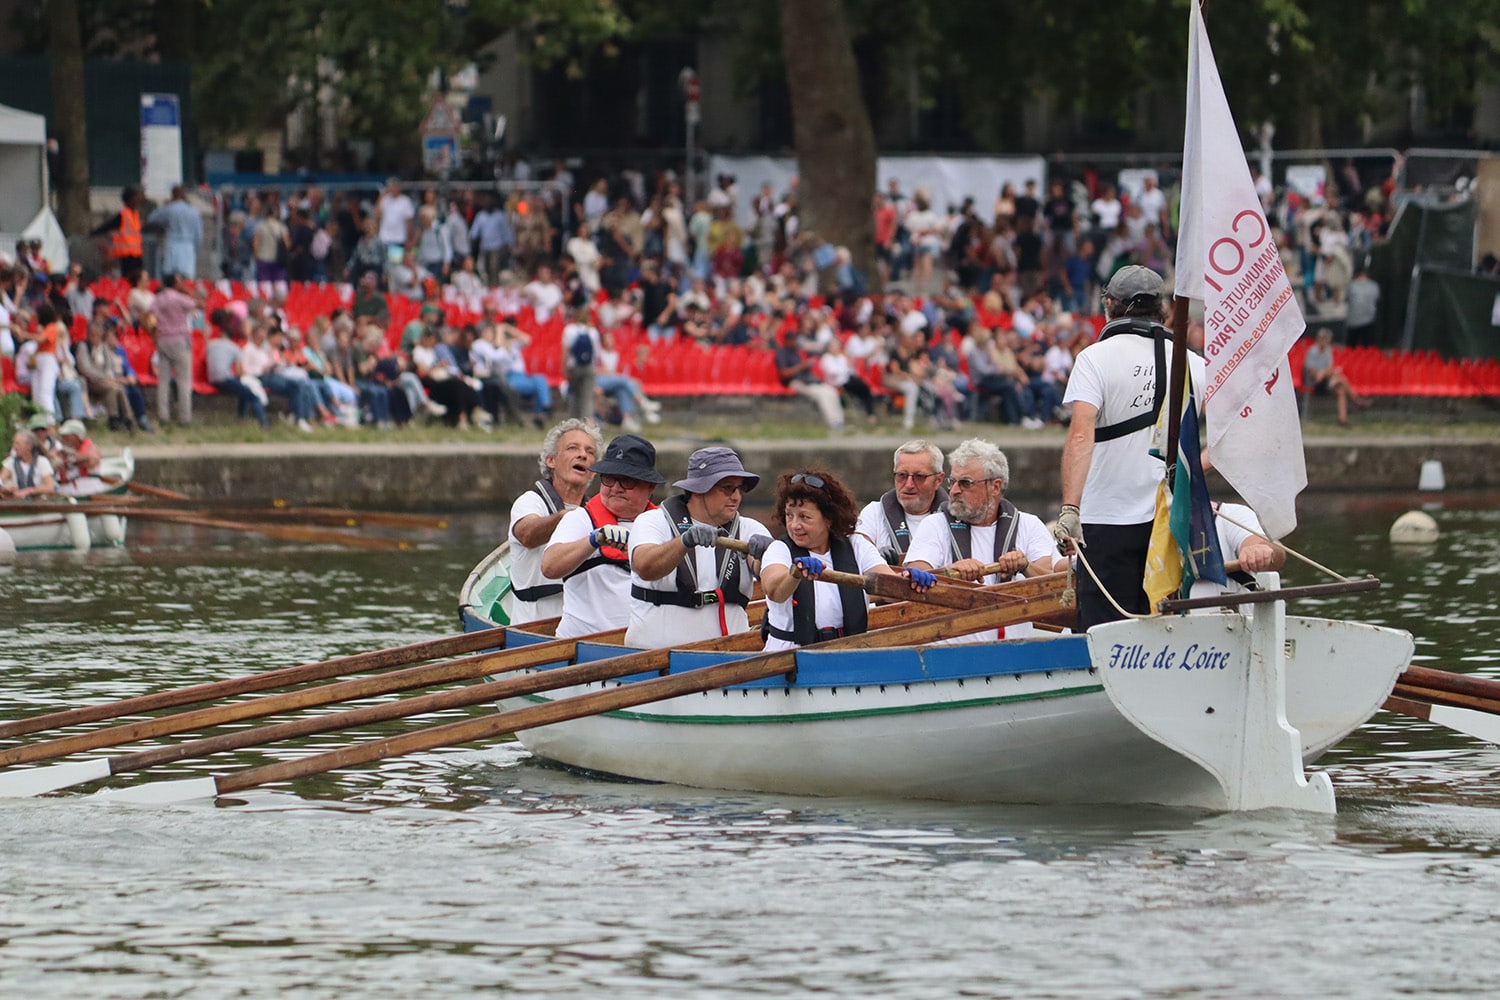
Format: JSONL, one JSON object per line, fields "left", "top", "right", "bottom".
{"left": 772, "top": 467, "right": 859, "bottom": 539}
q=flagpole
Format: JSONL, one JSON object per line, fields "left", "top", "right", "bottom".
{"left": 1163, "top": 294, "right": 1191, "bottom": 473}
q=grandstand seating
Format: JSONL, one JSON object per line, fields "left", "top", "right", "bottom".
{"left": 5, "top": 277, "right": 1495, "bottom": 404}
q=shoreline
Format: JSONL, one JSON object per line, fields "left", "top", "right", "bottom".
{"left": 115, "top": 430, "right": 1500, "bottom": 511}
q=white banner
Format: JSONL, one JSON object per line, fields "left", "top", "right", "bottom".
{"left": 1175, "top": 1, "right": 1306, "bottom": 539}
{"left": 140, "top": 94, "right": 183, "bottom": 201}
{"left": 709, "top": 154, "right": 1046, "bottom": 230}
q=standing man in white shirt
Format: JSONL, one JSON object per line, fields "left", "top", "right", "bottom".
{"left": 625, "top": 447, "right": 770, "bottom": 648}
{"left": 855, "top": 439, "right": 947, "bottom": 564}
{"left": 506, "top": 419, "right": 603, "bottom": 626}
{"left": 376, "top": 177, "right": 416, "bottom": 260}
{"left": 1056, "top": 265, "right": 1207, "bottom": 630}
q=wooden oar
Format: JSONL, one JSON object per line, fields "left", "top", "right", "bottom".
{"left": 267, "top": 505, "right": 451, "bottom": 530}
{"left": 1384, "top": 693, "right": 1500, "bottom": 745}
{"left": 100, "top": 477, "right": 191, "bottom": 501}
{"left": 0, "top": 624, "right": 546, "bottom": 741}
{"left": 0, "top": 628, "right": 626, "bottom": 769}
{"left": 715, "top": 537, "right": 1011, "bottom": 583}
{"left": 1400, "top": 665, "right": 1500, "bottom": 704}
{"left": 132, "top": 509, "right": 416, "bottom": 551}
{"left": 0, "top": 591, "right": 1004, "bottom": 796}
{"left": 97, "top": 600, "right": 1060, "bottom": 804}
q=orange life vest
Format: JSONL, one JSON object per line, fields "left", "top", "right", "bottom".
{"left": 112, "top": 206, "right": 142, "bottom": 259}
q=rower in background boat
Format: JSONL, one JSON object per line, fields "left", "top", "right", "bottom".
{"left": 625, "top": 446, "right": 770, "bottom": 647}
{"left": 854, "top": 439, "right": 949, "bottom": 565}
{"left": 26, "top": 412, "right": 61, "bottom": 460}
{"left": 0, "top": 430, "right": 57, "bottom": 499}
{"left": 54, "top": 420, "right": 104, "bottom": 497}
{"left": 1188, "top": 502, "right": 1287, "bottom": 606}
{"left": 904, "top": 438, "right": 1065, "bottom": 642}
{"left": 760, "top": 469, "right": 936, "bottom": 651}
{"left": 507, "top": 419, "right": 603, "bottom": 625}
{"left": 540, "top": 433, "right": 663, "bottom": 639}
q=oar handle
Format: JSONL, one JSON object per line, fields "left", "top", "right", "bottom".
{"left": 720, "top": 538, "right": 1007, "bottom": 581}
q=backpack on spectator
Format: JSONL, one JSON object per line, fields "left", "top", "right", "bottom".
{"left": 568, "top": 329, "right": 595, "bottom": 368}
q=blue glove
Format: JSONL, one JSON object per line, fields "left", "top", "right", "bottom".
{"left": 680, "top": 524, "right": 720, "bottom": 549}
{"left": 793, "top": 555, "right": 825, "bottom": 578}
{"left": 746, "top": 535, "right": 774, "bottom": 561}
{"left": 590, "top": 524, "right": 630, "bottom": 549}
{"left": 904, "top": 567, "right": 937, "bottom": 589}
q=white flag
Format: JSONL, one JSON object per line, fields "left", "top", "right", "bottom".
{"left": 1175, "top": 1, "right": 1306, "bottom": 539}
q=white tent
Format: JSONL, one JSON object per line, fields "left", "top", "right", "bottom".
{"left": 0, "top": 102, "right": 68, "bottom": 270}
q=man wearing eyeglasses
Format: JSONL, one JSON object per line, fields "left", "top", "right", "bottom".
{"left": 904, "top": 438, "right": 1064, "bottom": 641}
{"left": 541, "top": 433, "right": 664, "bottom": 638}
{"left": 624, "top": 446, "right": 771, "bottom": 648}
{"left": 855, "top": 439, "right": 948, "bottom": 564}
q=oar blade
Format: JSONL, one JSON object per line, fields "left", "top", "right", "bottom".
{"left": 1427, "top": 703, "right": 1500, "bottom": 745}
{"left": 0, "top": 759, "right": 112, "bottom": 798}
{"left": 93, "top": 776, "right": 220, "bottom": 805}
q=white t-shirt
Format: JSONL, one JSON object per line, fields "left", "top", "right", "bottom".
{"left": 377, "top": 193, "right": 415, "bottom": 245}
{"left": 1137, "top": 186, "right": 1167, "bottom": 222}
{"left": 624, "top": 506, "right": 770, "bottom": 648}
{"left": 1091, "top": 197, "right": 1122, "bottom": 230}
{"left": 1063, "top": 330, "right": 1206, "bottom": 525}
{"left": 856, "top": 497, "right": 941, "bottom": 560}
{"left": 561, "top": 323, "right": 601, "bottom": 368}
{"left": 1189, "top": 503, "right": 1263, "bottom": 606}
{"left": 905, "top": 508, "right": 1057, "bottom": 642}
{"left": 761, "top": 534, "right": 883, "bottom": 652}
{"left": 545, "top": 505, "right": 641, "bottom": 638}
{"left": 524, "top": 280, "right": 564, "bottom": 323}
{"left": 507, "top": 487, "right": 575, "bottom": 625}
{"left": 1, "top": 450, "right": 54, "bottom": 491}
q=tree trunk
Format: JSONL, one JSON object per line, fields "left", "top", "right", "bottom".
{"left": 778, "top": 0, "right": 880, "bottom": 294}
{"left": 47, "top": 0, "right": 90, "bottom": 236}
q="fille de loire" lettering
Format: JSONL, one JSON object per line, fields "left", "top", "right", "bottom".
{"left": 1106, "top": 642, "right": 1233, "bottom": 672}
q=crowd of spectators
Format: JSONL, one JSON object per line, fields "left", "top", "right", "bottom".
{"left": 2, "top": 155, "right": 1406, "bottom": 436}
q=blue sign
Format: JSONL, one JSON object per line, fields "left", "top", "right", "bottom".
{"left": 140, "top": 94, "right": 180, "bottom": 128}
{"left": 423, "top": 135, "right": 457, "bottom": 173}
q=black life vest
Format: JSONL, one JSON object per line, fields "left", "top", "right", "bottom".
{"left": 878, "top": 486, "right": 949, "bottom": 561}
{"left": 630, "top": 494, "right": 751, "bottom": 610}
{"left": 763, "top": 534, "right": 868, "bottom": 645}
{"left": 944, "top": 498, "right": 1020, "bottom": 574}
{"left": 513, "top": 478, "right": 570, "bottom": 603}
{"left": 1093, "top": 317, "right": 1169, "bottom": 444}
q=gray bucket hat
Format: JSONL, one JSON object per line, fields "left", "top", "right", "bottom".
{"left": 673, "top": 446, "right": 760, "bottom": 495}
{"left": 589, "top": 433, "right": 666, "bottom": 484}
{"left": 1105, "top": 265, "right": 1166, "bottom": 306}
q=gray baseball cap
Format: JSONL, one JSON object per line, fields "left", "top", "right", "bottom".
{"left": 1105, "top": 265, "right": 1166, "bottom": 305}
{"left": 673, "top": 446, "right": 759, "bottom": 494}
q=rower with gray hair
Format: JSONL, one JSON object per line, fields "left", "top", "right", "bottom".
{"left": 904, "top": 437, "right": 1063, "bottom": 642}
{"left": 855, "top": 439, "right": 948, "bottom": 564}
{"left": 506, "top": 419, "right": 603, "bottom": 625}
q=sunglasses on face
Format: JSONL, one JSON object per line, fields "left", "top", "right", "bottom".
{"left": 713, "top": 481, "right": 746, "bottom": 496}
{"left": 894, "top": 472, "right": 940, "bottom": 484}
{"left": 600, "top": 475, "right": 645, "bottom": 490}
{"left": 949, "top": 477, "right": 997, "bottom": 492}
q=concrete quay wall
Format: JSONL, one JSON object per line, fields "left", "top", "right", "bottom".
{"left": 126, "top": 434, "right": 1500, "bottom": 512}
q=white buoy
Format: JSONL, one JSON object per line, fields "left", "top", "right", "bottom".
{"left": 0, "top": 528, "right": 14, "bottom": 564}
{"left": 1418, "top": 460, "right": 1446, "bottom": 491}
{"left": 1390, "top": 510, "right": 1440, "bottom": 544}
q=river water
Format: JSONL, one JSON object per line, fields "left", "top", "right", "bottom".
{"left": 2, "top": 495, "right": 1499, "bottom": 998}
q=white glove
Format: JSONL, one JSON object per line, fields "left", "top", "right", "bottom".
{"left": 1053, "top": 504, "right": 1083, "bottom": 552}
{"left": 590, "top": 524, "right": 630, "bottom": 549}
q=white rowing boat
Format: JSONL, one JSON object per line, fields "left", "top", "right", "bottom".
{"left": 0, "top": 449, "right": 134, "bottom": 552}
{"left": 457, "top": 542, "right": 1413, "bottom": 813}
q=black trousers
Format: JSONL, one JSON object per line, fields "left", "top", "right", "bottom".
{"left": 1076, "top": 520, "right": 1153, "bottom": 631}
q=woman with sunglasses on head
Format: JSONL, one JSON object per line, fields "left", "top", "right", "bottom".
{"left": 541, "top": 433, "right": 663, "bottom": 639}
{"left": 759, "top": 469, "right": 936, "bottom": 651}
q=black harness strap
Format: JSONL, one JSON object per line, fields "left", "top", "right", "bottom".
{"left": 1093, "top": 318, "right": 1170, "bottom": 444}
{"left": 879, "top": 487, "right": 948, "bottom": 561}
{"left": 514, "top": 478, "right": 570, "bottom": 602}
